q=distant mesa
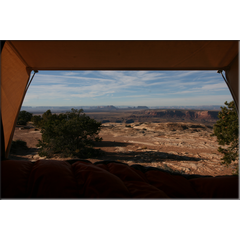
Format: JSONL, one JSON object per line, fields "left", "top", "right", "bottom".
{"left": 137, "top": 106, "right": 149, "bottom": 109}
{"left": 128, "top": 110, "right": 219, "bottom": 122}
{"left": 21, "top": 105, "right": 221, "bottom": 114}
{"left": 126, "top": 106, "right": 149, "bottom": 109}
{"left": 90, "top": 105, "right": 117, "bottom": 110}
{"left": 99, "top": 105, "right": 117, "bottom": 110}
{"left": 149, "top": 105, "right": 222, "bottom": 110}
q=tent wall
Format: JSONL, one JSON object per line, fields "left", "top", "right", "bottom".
{"left": 9, "top": 40, "right": 238, "bottom": 71}
{"left": 1, "top": 41, "right": 31, "bottom": 158}
{"left": 1, "top": 40, "right": 239, "bottom": 159}
{"left": 1, "top": 40, "right": 6, "bottom": 160}
{"left": 225, "top": 55, "right": 239, "bottom": 112}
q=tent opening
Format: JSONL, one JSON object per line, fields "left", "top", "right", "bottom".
{"left": 9, "top": 70, "right": 238, "bottom": 176}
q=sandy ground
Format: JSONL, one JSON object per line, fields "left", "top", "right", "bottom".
{"left": 10, "top": 122, "right": 238, "bottom": 177}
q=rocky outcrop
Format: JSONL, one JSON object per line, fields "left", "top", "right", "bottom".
{"left": 129, "top": 110, "right": 219, "bottom": 122}
{"left": 192, "top": 111, "right": 219, "bottom": 120}
{"left": 125, "top": 119, "right": 134, "bottom": 123}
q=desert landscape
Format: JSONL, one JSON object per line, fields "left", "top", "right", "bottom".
{"left": 10, "top": 109, "right": 238, "bottom": 176}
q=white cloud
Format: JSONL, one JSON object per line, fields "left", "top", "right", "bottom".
{"left": 172, "top": 71, "right": 202, "bottom": 78}
{"left": 24, "top": 70, "right": 232, "bottom": 106}
{"left": 201, "top": 82, "right": 227, "bottom": 90}
{"left": 111, "top": 94, "right": 150, "bottom": 99}
{"left": 62, "top": 72, "right": 78, "bottom": 76}
{"left": 71, "top": 90, "right": 115, "bottom": 98}
{"left": 34, "top": 73, "right": 115, "bottom": 83}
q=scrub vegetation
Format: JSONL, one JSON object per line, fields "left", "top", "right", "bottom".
{"left": 212, "top": 101, "right": 239, "bottom": 174}
{"left": 17, "top": 110, "right": 33, "bottom": 125}
{"left": 36, "top": 109, "right": 103, "bottom": 158}
{"left": 11, "top": 106, "right": 238, "bottom": 176}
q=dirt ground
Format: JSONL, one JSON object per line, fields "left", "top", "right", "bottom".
{"left": 10, "top": 121, "right": 238, "bottom": 177}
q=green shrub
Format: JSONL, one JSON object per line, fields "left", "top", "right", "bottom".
{"left": 31, "top": 115, "right": 43, "bottom": 128}
{"left": 17, "top": 110, "right": 33, "bottom": 125}
{"left": 37, "top": 108, "right": 103, "bottom": 158}
{"left": 211, "top": 101, "right": 239, "bottom": 174}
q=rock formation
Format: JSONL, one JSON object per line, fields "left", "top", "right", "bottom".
{"left": 128, "top": 110, "right": 219, "bottom": 122}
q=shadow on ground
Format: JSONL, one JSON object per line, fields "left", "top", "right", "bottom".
{"left": 9, "top": 147, "right": 38, "bottom": 160}
{"left": 97, "top": 150, "right": 202, "bottom": 163}
{"left": 94, "top": 141, "right": 131, "bottom": 148}
{"left": 8, "top": 140, "right": 202, "bottom": 164}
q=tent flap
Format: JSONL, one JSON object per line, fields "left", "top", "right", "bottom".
{"left": 1, "top": 41, "right": 31, "bottom": 157}
{"left": 225, "top": 55, "right": 239, "bottom": 111}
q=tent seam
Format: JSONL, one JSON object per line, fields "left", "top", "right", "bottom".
{"left": 7, "top": 41, "right": 30, "bottom": 68}
{"left": 172, "top": 41, "right": 211, "bottom": 68}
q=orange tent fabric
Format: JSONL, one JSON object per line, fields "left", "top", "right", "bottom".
{"left": 1, "top": 42, "right": 31, "bottom": 157}
{"left": 1, "top": 40, "right": 239, "bottom": 158}
{"left": 7, "top": 40, "right": 238, "bottom": 71}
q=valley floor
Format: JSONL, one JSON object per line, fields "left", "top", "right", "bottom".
{"left": 10, "top": 121, "right": 238, "bottom": 176}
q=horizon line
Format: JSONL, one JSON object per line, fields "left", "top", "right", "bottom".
{"left": 22, "top": 104, "right": 223, "bottom": 107}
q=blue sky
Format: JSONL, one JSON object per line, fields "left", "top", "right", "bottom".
{"left": 22, "top": 70, "right": 233, "bottom": 107}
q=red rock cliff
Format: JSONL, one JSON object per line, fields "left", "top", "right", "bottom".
{"left": 133, "top": 110, "right": 219, "bottom": 121}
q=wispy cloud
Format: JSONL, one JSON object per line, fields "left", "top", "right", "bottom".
{"left": 23, "top": 70, "right": 233, "bottom": 106}
{"left": 201, "top": 82, "right": 227, "bottom": 90}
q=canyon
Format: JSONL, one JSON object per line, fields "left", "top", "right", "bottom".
{"left": 10, "top": 109, "right": 238, "bottom": 177}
